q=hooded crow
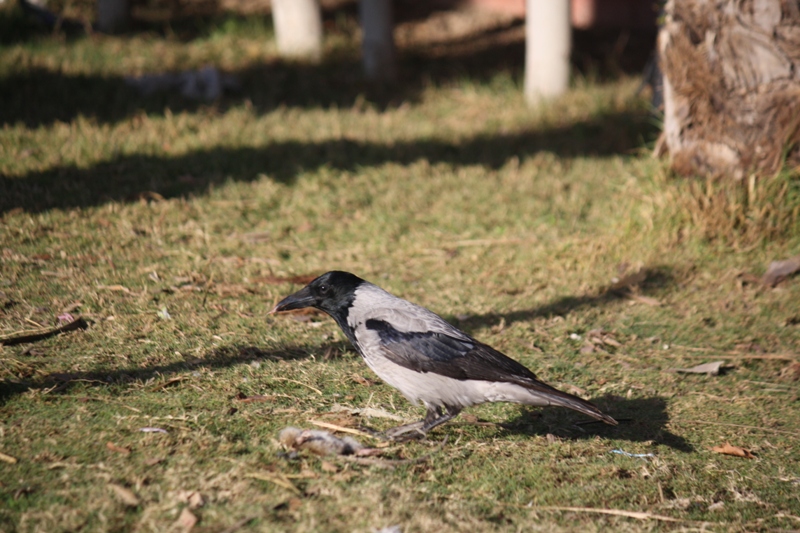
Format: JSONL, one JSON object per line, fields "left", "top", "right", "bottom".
{"left": 271, "top": 271, "right": 617, "bottom": 438}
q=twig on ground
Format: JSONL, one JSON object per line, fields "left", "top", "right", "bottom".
{"left": 516, "top": 505, "right": 688, "bottom": 523}
{"left": 0, "top": 317, "right": 89, "bottom": 346}
{"left": 309, "top": 420, "right": 380, "bottom": 439}
{"left": 0, "top": 451, "right": 18, "bottom": 464}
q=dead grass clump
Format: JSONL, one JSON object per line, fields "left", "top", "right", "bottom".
{"left": 675, "top": 171, "right": 800, "bottom": 246}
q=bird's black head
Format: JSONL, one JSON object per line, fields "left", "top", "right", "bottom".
{"left": 270, "top": 271, "right": 364, "bottom": 318}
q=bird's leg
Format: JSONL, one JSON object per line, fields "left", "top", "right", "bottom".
{"left": 383, "top": 406, "right": 438, "bottom": 440}
{"left": 384, "top": 405, "right": 462, "bottom": 441}
{"left": 421, "top": 404, "right": 461, "bottom": 433}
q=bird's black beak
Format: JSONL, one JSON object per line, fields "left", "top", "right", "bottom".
{"left": 269, "top": 286, "right": 315, "bottom": 314}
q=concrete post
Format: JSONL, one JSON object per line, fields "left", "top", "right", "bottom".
{"left": 525, "top": 0, "right": 571, "bottom": 104}
{"left": 272, "top": 0, "right": 324, "bottom": 62}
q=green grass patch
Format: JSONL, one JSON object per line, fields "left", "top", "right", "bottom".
{"left": 1, "top": 7, "right": 799, "bottom": 532}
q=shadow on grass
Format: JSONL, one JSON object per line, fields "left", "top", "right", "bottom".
{"left": 0, "top": 2, "right": 656, "bottom": 128}
{"left": 497, "top": 395, "right": 693, "bottom": 452}
{"left": 1, "top": 346, "right": 690, "bottom": 451}
{"left": 0, "top": 110, "right": 656, "bottom": 213}
{"left": 0, "top": 341, "right": 351, "bottom": 406}
{"left": 452, "top": 266, "right": 674, "bottom": 333}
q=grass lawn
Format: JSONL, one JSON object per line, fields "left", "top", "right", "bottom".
{"left": 1, "top": 4, "right": 799, "bottom": 532}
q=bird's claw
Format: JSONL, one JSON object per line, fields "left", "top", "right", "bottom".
{"left": 383, "top": 422, "right": 428, "bottom": 442}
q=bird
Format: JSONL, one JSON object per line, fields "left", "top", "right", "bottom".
{"left": 271, "top": 271, "right": 617, "bottom": 439}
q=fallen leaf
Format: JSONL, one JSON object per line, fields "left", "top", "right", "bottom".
{"left": 670, "top": 361, "right": 726, "bottom": 376}
{"left": 107, "top": 442, "right": 131, "bottom": 455}
{"left": 144, "top": 457, "right": 165, "bottom": 466}
{"left": 711, "top": 443, "right": 755, "bottom": 459}
{"left": 175, "top": 507, "right": 197, "bottom": 531}
{"left": 109, "top": 483, "right": 140, "bottom": 506}
{"left": 762, "top": 254, "right": 800, "bottom": 287}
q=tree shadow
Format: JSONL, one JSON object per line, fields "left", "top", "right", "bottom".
{"left": 450, "top": 266, "right": 674, "bottom": 334}
{"left": 495, "top": 395, "right": 693, "bottom": 452}
{"left": 0, "top": 110, "right": 656, "bottom": 213}
{"left": 0, "top": 0, "right": 657, "bottom": 129}
{"left": 0, "top": 341, "right": 351, "bottom": 406}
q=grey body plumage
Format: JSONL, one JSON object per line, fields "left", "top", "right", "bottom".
{"left": 272, "top": 271, "right": 617, "bottom": 438}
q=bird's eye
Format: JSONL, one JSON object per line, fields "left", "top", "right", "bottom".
{"left": 318, "top": 284, "right": 329, "bottom": 295}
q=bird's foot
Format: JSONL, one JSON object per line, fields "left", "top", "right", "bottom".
{"left": 383, "top": 421, "right": 427, "bottom": 442}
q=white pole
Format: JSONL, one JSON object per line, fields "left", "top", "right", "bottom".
{"left": 359, "top": 0, "right": 397, "bottom": 81}
{"left": 272, "top": 0, "right": 323, "bottom": 62}
{"left": 525, "top": 0, "right": 571, "bottom": 104}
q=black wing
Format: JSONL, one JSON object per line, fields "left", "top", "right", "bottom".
{"left": 364, "top": 318, "right": 618, "bottom": 425}
{"left": 365, "top": 318, "right": 539, "bottom": 383}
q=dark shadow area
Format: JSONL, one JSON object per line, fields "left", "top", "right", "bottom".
{"left": 0, "top": 341, "right": 352, "bottom": 406}
{"left": 450, "top": 266, "right": 674, "bottom": 333}
{"left": 0, "top": 34, "right": 656, "bottom": 128}
{"left": 496, "top": 395, "right": 693, "bottom": 452}
{"left": 0, "top": 0, "right": 657, "bottom": 128}
{"left": 0, "top": 111, "right": 656, "bottom": 213}
{"left": 0, "top": 44, "right": 520, "bottom": 128}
